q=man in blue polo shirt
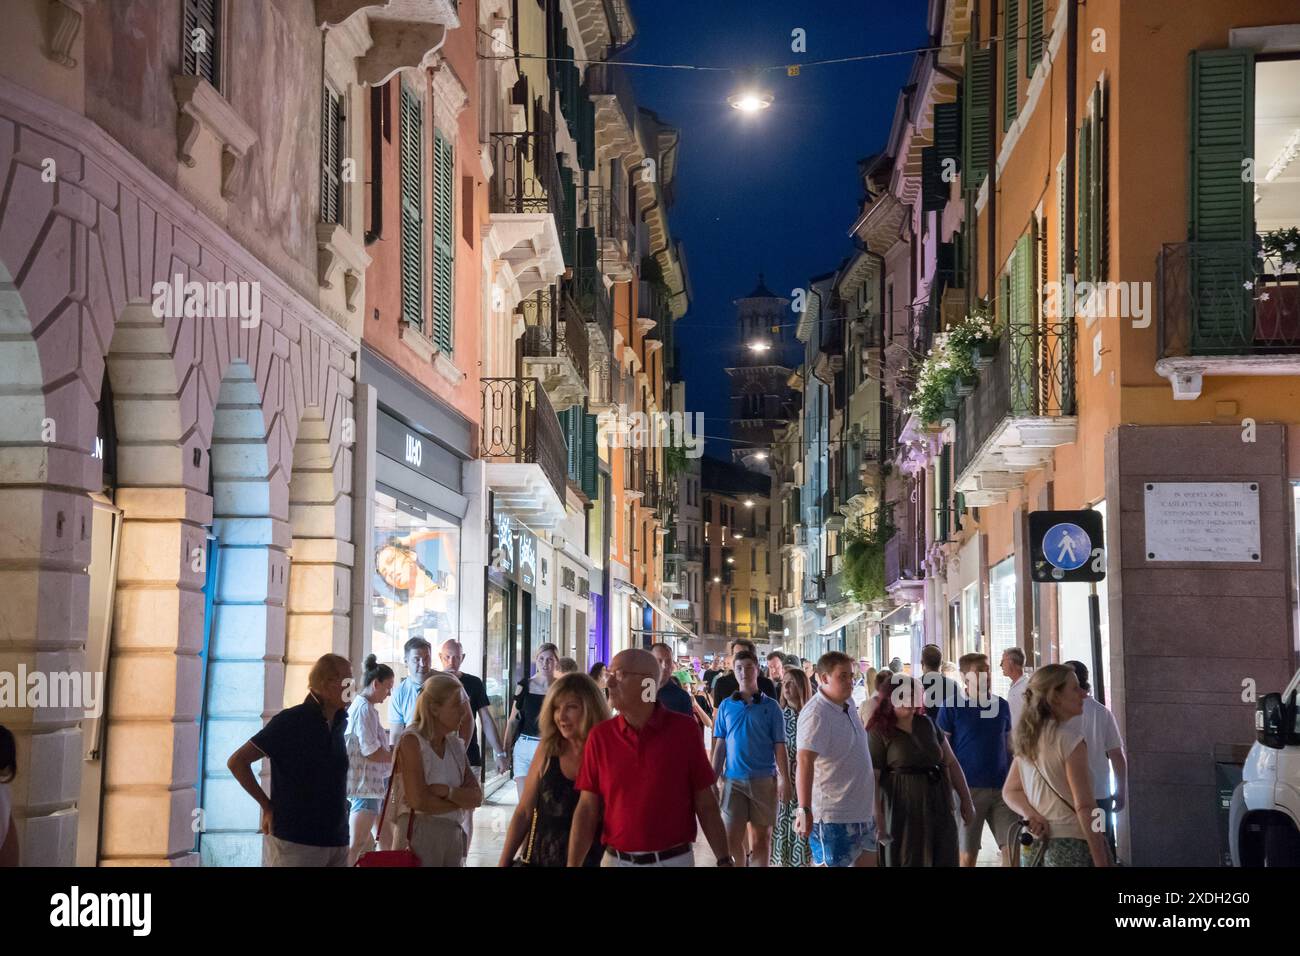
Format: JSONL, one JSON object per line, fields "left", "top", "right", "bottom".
{"left": 227, "top": 653, "right": 353, "bottom": 866}
{"left": 710, "top": 650, "right": 788, "bottom": 867}
{"left": 935, "top": 652, "right": 1016, "bottom": 867}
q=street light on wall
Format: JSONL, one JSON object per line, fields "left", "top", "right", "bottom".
{"left": 727, "top": 89, "right": 773, "bottom": 113}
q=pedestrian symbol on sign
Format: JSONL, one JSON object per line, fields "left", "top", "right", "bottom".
{"left": 1043, "top": 523, "right": 1090, "bottom": 571}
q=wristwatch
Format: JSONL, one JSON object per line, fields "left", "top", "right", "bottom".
{"left": 494, "top": 750, "right": 508, "bottom": 759}
{"left": 797, "top": 806, "right": 812, "bottom": 817}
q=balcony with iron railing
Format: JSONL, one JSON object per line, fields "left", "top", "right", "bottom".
{"left": 486, "top": 128, "right": 567, "bottom": 298}
{"left": 520, "top": 286, "right": 589, "bottom": 412}
{"left": 574, "top": 255, "right": 614, "bottom": 350}
{"left": 584, "top": 184, "right": 635, "bottom": 280}
{"left": 1155, "top": 240, "right": 1300, "bottom": 400}
{"left": 884, "top": 530, "right": 925, "bottom": 602}
{"left": 953, "top": 319, "right": 1077, "bottom": 508}
{"left": 481, "top": 377, "right": 569, "bottom": 527}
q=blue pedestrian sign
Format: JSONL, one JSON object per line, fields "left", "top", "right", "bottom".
{"left": 1029, "top": 509, "right": 1106, "bottom": 583}
{"left": 1043, "top": 523, "right": 1090, "bottom": 571}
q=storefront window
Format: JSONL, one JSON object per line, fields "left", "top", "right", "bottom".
{"left": 989, "top": 557, "right": 1017, "bottom": 698}
{"left": 483, "top": 581, "right": 511, "bottom": 782}
{"left": 371, "top": 489, "right": 460, "bottom": 687}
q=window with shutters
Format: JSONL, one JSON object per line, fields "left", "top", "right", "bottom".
{"left": 182, "top": 0, "right": 221, "bottom": 91}
{"left": 1026, "top": 0, "right": 1045, "bottom": 76}
{"left": 399, "top": 83, "right": 424, "bottom": 334}
{"left": 320, "top": 83, "right": 345, "bottom": 226}
{"left": 963, "top": 41, "right": 993, "bottom": 188}
{"left": 1075, "top": 81, "right": 1108, "bottom": 296}
{"left": 1003, "top": 0, "right": 1020, "bottom": 130}
{"left": 431, "top": 129, "right": 455, "bottom": 354}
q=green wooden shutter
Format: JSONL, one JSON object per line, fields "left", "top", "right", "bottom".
{"left": 432, "top": 129, "right": 455, "bottom": 354}
{"left": 578, "top": 94, "right": 596, "bottom": 172}
{"left": 1188, "top": 49, "right": 1254, "bottom": 351}
{"left": 1076, "top": 108, "right": 1091, "bottom": 286}
{"left": 921, "top": 147, "right": 946, "bottom": 212}
{"left": 320, "top": 84, "right": 343, "bottom": 225}
{"left": 1057, "top": 155, "right": 1075, "bottom": 412}
{"left": 1003, "top": 0, "right": 1020, "bottom": 130}
{"left": 934, "top": 101, "right": 962, "bottom": 175}
{"left": 581, "top": 412, "right": 599, "bottom": 499}
{"left": 399, "top": 84, "right": 424, "bottom": 333}
{"left": 939, "top": 444, "right": 951, "bottom": 541}
{"left": 963, "top": 43, "right": 993, "bottom": 188}
{"left": 561, "top": 406, "right": 581, "bottom": 481}
{"left": 1027, "top": 0, "right": 1045, "bottom": 75}
{"left": 1011, "top": 233, "right": 1034, "bottom": 414}
{"left": 559, "top": 166, "right": 577, "bottom": 267}
{"left": 1089, "top": 84, "right": 1105, "bottom": 283}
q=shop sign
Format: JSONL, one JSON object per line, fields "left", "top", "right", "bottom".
{"left": 519, "top": 531, "right": 537, "bottom": 587}
{"left": 492, "top": 511, "right": 514, "bottom": 574}
{"left": 1143, "top": 482, "right": 1261, "bottom": 563}
{"left": 376, "top": 410, "right": 455, "bottom": 487}
{"left": 1029, "top": 509, "right": 1105, "bottom": 583}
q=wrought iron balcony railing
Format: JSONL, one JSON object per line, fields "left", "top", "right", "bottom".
{"left": 488, "top": 131, "right": 565, "bottom": 221}
{"left": 954, "top": 320, "right": 1077, "bottom": 480}
{"left": 1158, "top": 240, "right": 1300, "bottom": 357}
{"left": 480, "top": 377, "right": 568, "bottom": 503}
{"left": 585, "top": 184, "right": 635, "bottom": 257}
{"left": 520, "top": 286, "right": 590, "bottom": 385}
{"left": 575, "top": 262, "right": 613, "bottom": 347}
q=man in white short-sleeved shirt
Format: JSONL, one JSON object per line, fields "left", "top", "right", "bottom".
{"left": 1063, "top": 660, "right": 1126, "bottom": 855}
{"left": 794, "top": 651, "right": 877, "bottom": 868}
{"left": 1002, "top": 647, "right": 1028, "bottom": 727}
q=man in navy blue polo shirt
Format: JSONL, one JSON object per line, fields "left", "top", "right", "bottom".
{"left": 227, "top": 653, "right": 353, "bottom": 866}
{"left": 934, "top": 652, "right": 1016, "bottom": 867}
{"left": 711, "top": 650, "right": 789, "bottom": 867}
{"left": 650, "top": 642, "right": 695, "bottom": 716}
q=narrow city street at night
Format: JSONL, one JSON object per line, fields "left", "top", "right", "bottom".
{"left": 0, "top": 0, "right": 1296, "bottom": 940}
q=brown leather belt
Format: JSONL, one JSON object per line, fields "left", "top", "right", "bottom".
{"left": 606, "top": 843, "right": 693, "bottom": 865}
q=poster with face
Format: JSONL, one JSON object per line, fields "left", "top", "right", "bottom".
{"left": 371, "top": 491, "right": 460, "bottom": 667}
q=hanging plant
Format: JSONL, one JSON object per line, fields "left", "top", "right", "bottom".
{"left": 946, "top": 298, "right": 998, "bottom": 354}
{"left": 841, "top": 508, "right": 895, "bottom": 606}
{"left": 907, "top": 339, "right": 975, "bottom": 426}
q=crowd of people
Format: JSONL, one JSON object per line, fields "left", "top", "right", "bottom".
{"left": 207, "top": 632, "right": 1129, "bottom": 868}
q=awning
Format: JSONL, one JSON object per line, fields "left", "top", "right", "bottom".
{"left": 817, "top": 608, "right": 865, "bottom": 636}
{"left": 880, "top": 603, "right": 913, "bottom": 627}
{"left": 629, "top": 586, "right": 701, "bottom": 642}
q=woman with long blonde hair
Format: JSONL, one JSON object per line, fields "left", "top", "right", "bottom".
{"left": 499, "top": 672, "right": 612, "bottom": 867}
{"left": 770, "top": 667, "right": 812, "bottom": 867}
{"left": 389, "top": 672, "right": 483, "bottom": 866}
{"left": 1001, "top": 664, "right": 1111, "bottom": 867}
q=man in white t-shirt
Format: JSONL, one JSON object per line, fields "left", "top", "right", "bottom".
{"left": 1064, "top": 660, "right": 1126, "bottom": 856}
{"left": 1002, "top": 647, "right": 1028, "bottom": 727}
{"left": 794, "top": 651, "right": 877, "bottom": 868}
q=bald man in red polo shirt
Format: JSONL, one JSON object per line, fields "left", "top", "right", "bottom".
{"left": 568, "top": 648, "right": 734, "bottom": 867}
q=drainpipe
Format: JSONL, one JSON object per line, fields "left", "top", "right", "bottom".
{"left": 364, "top": 84, "right": 384, "bottom": 245}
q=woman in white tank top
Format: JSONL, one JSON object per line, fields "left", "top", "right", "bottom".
{"left": 390, "top": 673, "right": 483, "bottom": 867}
{"left": 1002, "top": 664, "right": 1112, "bottom": 867}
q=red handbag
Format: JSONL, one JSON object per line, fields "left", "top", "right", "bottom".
{"left": 355, "top": 755, "right": 421, "bottom": 867}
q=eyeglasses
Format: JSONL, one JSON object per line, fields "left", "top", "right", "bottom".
{"left": 607, "top": 668, "right": 657, "bottom": 684}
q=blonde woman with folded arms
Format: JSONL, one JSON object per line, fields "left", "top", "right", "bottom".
{"left": 1001, "top": 664, "right": 1112, "bottom": 867}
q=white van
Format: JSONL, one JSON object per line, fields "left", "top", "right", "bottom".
{"left": 1229, "top": 668, "right": 1300, "bottom": 866}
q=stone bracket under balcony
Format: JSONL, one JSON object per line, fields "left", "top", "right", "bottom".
{"left": 485, "top": 217, "right": 566, "bottom": 305}
{"left": 522, "top": 354, "right": 586, "bottom": 412}
{"left": 1154, "top": 355, "right": 1300, "bottom": 401}
{"left": 485, "top": 463, "right": 567, "bottom": 530}
{"left": 954, "top": 416, "right": 1078, "bottom": 505}
{"left": 354, "top": 0, "right": 459, "bottom": 87}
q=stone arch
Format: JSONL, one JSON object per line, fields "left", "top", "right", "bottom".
{"left": 196, "top": 358, "right": 288, "bottom": 867}
{"left": 95, "top": 302, "right": 211, "bottom": 866}
{"left": 283, "top": 390, "right": 354, "bottom": 708}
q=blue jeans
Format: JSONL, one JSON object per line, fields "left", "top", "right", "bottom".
{"left": 810, "top": 820, "right": 878, "bottom": 867}
{"left": 350, "top": 796, "right": 381, "bottom": 815}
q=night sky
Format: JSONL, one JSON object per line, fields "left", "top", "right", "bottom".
{"left": 624, "top": 0, "right": 924, "bottom": 456}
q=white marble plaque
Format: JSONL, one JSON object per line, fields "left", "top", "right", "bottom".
{"left": 1143, "top": 482, "right": 1261, "bottom": 562}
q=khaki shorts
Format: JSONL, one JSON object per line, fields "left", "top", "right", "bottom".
{"left": 720, "top": 775, "right": 777, "bottom": 828}
{"left": 962, "top": 787, "right": 1019, "bottom": 855}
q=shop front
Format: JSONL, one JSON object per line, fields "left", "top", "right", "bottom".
{"left": 359, "top": 348, "right": 473, "bottom": 718}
